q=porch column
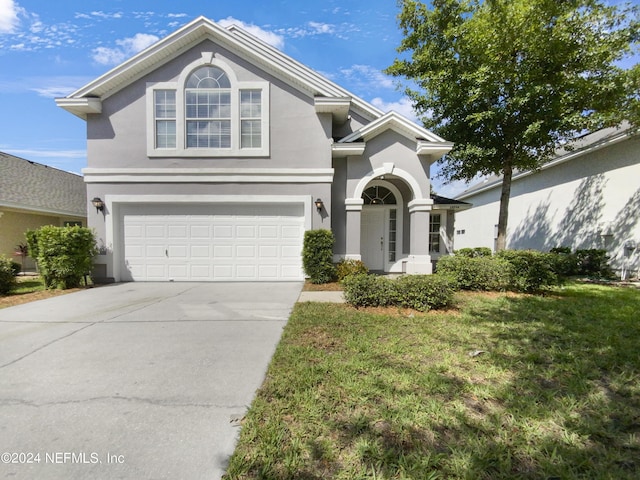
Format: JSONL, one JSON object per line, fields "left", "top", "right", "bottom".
{"left": 344, "top": 198, "right": 363, "bottom": 260}
{"left": 406, "top": 198, "right": 433, "bottom": 274}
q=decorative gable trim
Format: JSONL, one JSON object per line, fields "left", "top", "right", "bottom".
{"left": 337, "top": 111, "right": 452, "bottom": 159}
{"left": 57, "top": 16, "right": 382, "bottom": 123}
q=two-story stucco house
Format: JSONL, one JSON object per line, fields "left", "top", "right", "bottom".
{"left": 56, "top": 16, "right": 467, "bottom": 283}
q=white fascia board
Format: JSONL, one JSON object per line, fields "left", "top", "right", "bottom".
{"left": 0, "top": 200, "right": 86, "bottom": 218}
{"left": 339, "top": 111, "right": 447, "bottom": 144}
{"left": 61, "top": 16, "right": 383, "bottom": 123}
{"left": 416, "top": 141, "right": 454, "bottom": 157}
{"left": 82, "top": 167, "right": 334, "bottom": 183}
{"left": 227, "top": 26, "right": 384, "bottom": 121}
{"left": 455, "top": 127, "right": 635, "bottom": 201}
{"left": 54, "top": 97, "right": 102, "bottom": 119}
{"left": 314, "top": 97, "right": 352, "bottom": 123}
{"left": 331, "top": 142, "right": 366, "bottom": 158}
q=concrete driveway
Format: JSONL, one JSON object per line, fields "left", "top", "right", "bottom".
{"left": 0, "top": 282, "right": 302, "bottom": 480}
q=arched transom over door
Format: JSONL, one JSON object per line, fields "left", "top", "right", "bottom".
{"left": 360, "top": 182, "right": 403, "bottom": 272}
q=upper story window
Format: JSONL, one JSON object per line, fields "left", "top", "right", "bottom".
{"left": 147, "top": 54, "right": 269, "bottom": 157}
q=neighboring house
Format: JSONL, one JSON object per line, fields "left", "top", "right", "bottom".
{"left": 56, "top": 16, "right": 469, "bottom": 283}
{"left": 0, "top": 152, "right": 87, "bottom": 271}
{"left": 454, "top": 124, "right": 640, "bottom": 278}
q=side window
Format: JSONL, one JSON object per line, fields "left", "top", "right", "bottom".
{"left": 154, "top": 90, "right": 176, "bottom": 148}
{"left": 429, "top": 213, "right": 441, "bottom": 253}
{"left": 240, "top": 89, "right": 262, "bottom": 148}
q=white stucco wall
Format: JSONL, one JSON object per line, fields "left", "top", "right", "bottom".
{"left": 454, "top": 133, "right": 640, "bottom": 276}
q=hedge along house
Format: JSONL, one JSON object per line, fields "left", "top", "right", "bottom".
{"left": 56, "top": 16, "right": 468, "bottom": 283}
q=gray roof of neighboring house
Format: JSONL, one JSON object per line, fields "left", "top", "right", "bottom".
{"left": 455, "top": 122, "right": 636, "bottom": 200}
{"left": 0, "top": 152, "right": 86, "bottom": 217}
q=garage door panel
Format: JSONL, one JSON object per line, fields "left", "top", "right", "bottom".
{"left": 190, "top": 225, "right": 210, "bottom": 238}
{"left": 214, "top": 225, "right": 233, "bottom": 238}
{"left": 236, "top": 245, "right": 256, "bottom": 258}
{"left": 281, "top": 245, "right": 302, "bottom": 258}
{"left": 123, "top": 203, "right": 304, "bottom": 281}
{"left": 236, "top": 225, "right": 256, "bottom": 238}
{"left": 190, "top": 245, "right": 210, "bottom": 258}
{"left": 213, "top": 245, "right": 233, "bottom": 259}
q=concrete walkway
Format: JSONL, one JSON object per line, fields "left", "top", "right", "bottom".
{"left": 0, "top": 282, "right": 302, "bottom": 480}
{"left": 297, "top": 290, "right": 345, "bottom": 303}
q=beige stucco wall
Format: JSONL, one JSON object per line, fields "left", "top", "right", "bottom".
{"left": 0, "top": 209, "right": 86, "bottom": 271}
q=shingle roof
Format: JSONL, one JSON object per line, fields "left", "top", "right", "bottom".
{"left": 0, "top": 152, "right": 86, "bottom": 216}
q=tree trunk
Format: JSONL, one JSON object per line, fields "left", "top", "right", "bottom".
{"left": 495, "top": 160, "right": 513, "bottom": 252}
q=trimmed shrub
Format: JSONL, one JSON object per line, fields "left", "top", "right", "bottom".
{"left": 27, "top": 226, "right": 97, "bottom": 289}
{"left": 455, "top": 247, "right": 493, "bottom": 258}
{"left": 342, "top": 273, "right": 455, "bottom": 311}
{"left": 0, "top": 255, "right": 17, "bottom": 294}
{"left": 342, "top": 274, "right": 395, "bottom": 307}
{"left": 574, "top": 249, "right": 614, "bottom": 278}
{"left": 436, "top": 255, "right": 512, "bottom": 291}
{"left": 302, "top": 229, "right": 336, "bottom": 284}
{"left": 392, "top": 275, "right": 455, "bottom": 311}
{"left": 336, "top": 258, "right": 369, "bottom": 281}
{"left": 497, "top": 249, "right": 559, "bottom": 292}
{"left": 549, "top": 247, "right": 579, "bottom": 278}
{"left": 10, "top": 261, "right": 22, "bottom": 276}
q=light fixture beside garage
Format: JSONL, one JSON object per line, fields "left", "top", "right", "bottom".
{"left": 91, "top": 197, "right": 105, "bottom": 213}
{"left": 315, "top": 198, "right": 324, "bottom": 213}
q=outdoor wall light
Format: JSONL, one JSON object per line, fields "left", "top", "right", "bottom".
{"left": 315, "top": 198, "right": 324, "bottom": 213}
{"left": 91, "top": 197, "right": 105, "bottom": 213}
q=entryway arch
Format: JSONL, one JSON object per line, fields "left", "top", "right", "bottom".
{"left": 360, "top": 179, "right": 404, "bottom": 272}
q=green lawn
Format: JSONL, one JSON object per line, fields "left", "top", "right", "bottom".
{"left": 224, "top": 283, "right": 640, "bottom": 479}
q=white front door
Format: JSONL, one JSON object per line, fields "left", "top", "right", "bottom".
{"left": 361, "top": 208, "right": 385, "bottom": 271}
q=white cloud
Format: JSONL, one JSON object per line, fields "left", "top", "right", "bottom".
{"left": 370, "top": 96, "right": 418, "bottom": 122}
{"left": 217, "top": 16, "right": 285, "bottom": 50}
{"left": 340, "top": 64, "right": 395, "bottom": 90}
{"left": 92, "top": 32, "right": 159, "bottom": 65}
{"left": 308, "top": 21, "right": 335, "bottom": 35}
{"left": 0, "top": 0, "right": 20, "bottom": 33}
{"left": 31, "top": 85, "right": 76, "bottom": 98}
{"left": 6, "top": 148, "right": 86, "bottom": 158}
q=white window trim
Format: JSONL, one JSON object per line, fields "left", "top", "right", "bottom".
{"left": 146, "top": 53, "right": 270, "bottom": 157}
{"left": 429, "top": 210, "right": 447, "bottom": 258}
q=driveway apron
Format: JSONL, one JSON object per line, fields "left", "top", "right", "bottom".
{"left": 0, "top": 282, "right": 302, "bottom": 480}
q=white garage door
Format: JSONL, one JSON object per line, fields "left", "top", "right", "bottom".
{"left": 121, "top": 203, "right": 305, "bottom": 281}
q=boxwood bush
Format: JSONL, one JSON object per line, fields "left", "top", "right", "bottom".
{"left": 302, "top": 229, "right": 336, "bottom": 284}
{"left": 496, "top": 249, "right": 560, "bottom": 292}
{"left": 0, "top": 255, "right": 17, "bottom": 295}
{"left": 26, "top": 226, "right": 97, "bottom": 289}
{"left": 437, "top": 254, "right": 512, "bottom": 291}
{"left": 342, "top": 274, "right": 455, "bottom": 312}
{"left": 335, "top": 258, "right": 369, "bottom": 281}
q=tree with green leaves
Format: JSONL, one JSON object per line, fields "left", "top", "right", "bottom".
{"left": 387, "top": 0, "right": 640, "bottom": 250}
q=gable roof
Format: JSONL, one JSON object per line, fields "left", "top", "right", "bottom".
{"left": 0, "top": 152, "right": 86, "bottom": 217}
{"left": 455, "top": 123, "right": 638, "bottom": 200}
{"left": 336, "top": 111, "right": 454, "bottom": 158}
{"left": 56, "top": 16, "right": 384, "bottom": 122}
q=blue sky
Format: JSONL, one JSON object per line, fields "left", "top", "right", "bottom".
{"left": 0, "top": 0, "right": 638, "bottom": 197}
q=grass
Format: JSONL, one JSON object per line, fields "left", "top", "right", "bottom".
{"left": 0, "top": 276, "right": 92, "bottom": 309}
{"left": 223, "top": 283, "right": 640, "bottom": 479}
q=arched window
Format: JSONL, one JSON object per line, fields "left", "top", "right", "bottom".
{"left": 185, "top": 67, "right": 232, "bottom": 148}
{"left": 147, "top": 56, "right": 269, "bottom": 157}
{"left": 362, "top": 185, "right": 397, "bottom": 205}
